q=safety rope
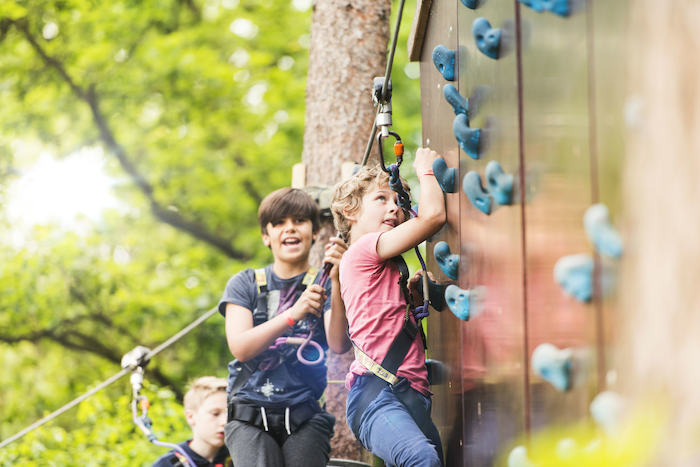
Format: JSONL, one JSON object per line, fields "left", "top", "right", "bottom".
{"left": 0, "top": 306, "right": 219, "bottom": 450}
{"left": 361, "top": 0, "right": 407, "bottom": 166}
{"left": 354, "top": 0, "right": 431, "bottom": 318}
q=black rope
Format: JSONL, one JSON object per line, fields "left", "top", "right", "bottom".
{"left": 361, "top": 0, "right": 407, "bottom": 166}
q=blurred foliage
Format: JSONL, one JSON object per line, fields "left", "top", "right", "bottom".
{"left": 0, "top": 0, "right": 421, "bottom": 464}
{"left": 495, "top": 402, "right": 665, "bottom": 467}
{"left": 0, "top": 382, "right": 192, "bottom": 466}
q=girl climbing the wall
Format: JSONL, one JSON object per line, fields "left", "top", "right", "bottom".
{"left": 328, "top": 147, "right": 447, "bottom": 467}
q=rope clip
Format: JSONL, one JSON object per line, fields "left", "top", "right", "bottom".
{"left": 373, "top": 77, "right": 393, "bottom": 137}
{"left": 121, "top": 345, "right": 152, "bottom": 399}
{"left": 121, "top": 345, "right": 151, "bottom": 371}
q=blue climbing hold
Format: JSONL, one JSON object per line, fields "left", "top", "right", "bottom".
{"left": 485, "top": 160, "right": 514, "bottom": 205}
{"left": 460, "top": 0, "right": 480, "bottom": 9}
{"left": 453, "top": 114, "right": 481, "bottom": 159}
{"left": 445, "top": 284, "right": 472, "bottom": 321}
{"left": 583, "top": 203, "right": 623, "bottom": 258}
{"left": 433, "top": 241, "right": 459, "bottom": 280}
{"left": 553, "top": 253, "right": 593, "bottom": 302}
{"left": 463, "top": 171, "right": 492, "bottom": 215}
{"left": 519, "top": 0, "right": 571, "bottom": 17}
{"left": 531, "top": 343, "right": 573, "bottom": 392}
{"left": 432, "top": 45, "right": 456, "bottom": 81}
{"left": 473, "top": 17, "right": 501, "bottom": 60}
{"left": 443, "top": 84, "right": 469, "bottom": 117}
{"left": 432, "top": 157, "right": 457, "bottom": 194}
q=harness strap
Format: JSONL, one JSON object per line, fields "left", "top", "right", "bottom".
{"left": 390, "top": 256, "right": 412, "bottom": 308}
{"left": 352, "top": 310, "right": 418, "bottom": 385}
{"left": 353, "top": 344, "right": 399, "bottom": 385}
{"left": 253, "top": 267, "right": 318, "bottom": 326}
{"left": 253, "top": 268, "right": 269, "bottom": 326}
{"left": 228, "top": 400, "right": 321, "bottom": 434}
{"left": 352, "top": 256, "right": 426, "bottom": 385}
{"left": 391, "top": 254, "right": 427, "bottom": 347}
{"left": 380, "top": 307, "right": 419, "bottom": 372}
{"left": 302, "top": 267, "right": 318, "bottom": 287}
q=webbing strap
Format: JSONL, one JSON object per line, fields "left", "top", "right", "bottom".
{"left": 256, "top": 267, "right": 317, "bottom": 292}
{"left": 352, "top": 256, "right": 424, "bottom": 385}
{"left": 380, "top": 309, "right": 419, "bottom": 373}
{"left": 253, "top": 267, "right": 318, "bottom": 326}
{"left": 353, "top": 344, "right": 399, "bottom": 385}
{"left": 390, "top": 255, "right": 411, "bottom": 307}
{"left": 255, "top": 268, "right": 267, "bottom": 291}
{"left": 302, "top": 267, "right": 318, "bottom": 287}
{"left": 352, "top": 308, "right": 419, "bottom": 386}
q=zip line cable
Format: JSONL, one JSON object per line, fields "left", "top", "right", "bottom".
{"left": 0, "top": 307, "right": 219, "bottom": 450}
{"left": 361, "top": 0, "right": 407, "bottom": 167}
{"left": 0, "top": 368, "right": 130, "bottom": 450}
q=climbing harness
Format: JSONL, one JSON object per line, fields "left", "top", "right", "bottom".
{"left": 121, "top": 346, "right": 197, "bottom": 467}
{"left": 227, "top": 398, "right": 323, "bottom": 438}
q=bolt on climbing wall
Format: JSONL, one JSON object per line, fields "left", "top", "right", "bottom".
{"left": 415, "top": 0, "right": 628, "bottom": 465}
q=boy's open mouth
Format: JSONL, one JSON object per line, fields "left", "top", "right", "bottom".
{"left": 282, "top": 238, "right": 301, "bottom": 245}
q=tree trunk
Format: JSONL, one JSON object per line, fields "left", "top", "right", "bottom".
{"left": 303, "top": 0, "right": 392, "bottom": 462}
{"left": 303, "top": 0, "right": 390, "bottom": 181}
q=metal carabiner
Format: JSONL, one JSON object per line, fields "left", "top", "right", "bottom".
{"left": 376, "top": 130, "right": 404, "bottom": 173}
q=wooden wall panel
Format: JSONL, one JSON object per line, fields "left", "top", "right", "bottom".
{"left": 456, "top": 1, "right": 526, "bottom": 465}
{"left": 418, "top": 0, "right": 463, "bottom": 463}
{"left": 590, "top": 0, "right": 628, "bottom": 393}
{"left": 519, "top": 1, "right": 597, "bottom": 430}
{"left": 415, "top": 1, "right": 630, "bottom": 464}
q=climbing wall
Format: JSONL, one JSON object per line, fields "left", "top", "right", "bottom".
{"left": 417, "top": 0, "right": 628, "bottom": 464}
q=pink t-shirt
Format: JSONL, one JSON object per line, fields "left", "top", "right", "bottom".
{"left": 340, "top": 231, "right": 430, "bottom": 396}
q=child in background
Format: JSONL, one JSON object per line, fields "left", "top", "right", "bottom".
{"left": 151, "top": 376, "right": 232, "bottom": 467}
{"left": 329, "top": 148, "right": 446, "bottom": 467}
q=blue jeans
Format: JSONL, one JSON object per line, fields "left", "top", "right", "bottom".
{"left": 346, "top": 375, "right": 443, "bottom": 467}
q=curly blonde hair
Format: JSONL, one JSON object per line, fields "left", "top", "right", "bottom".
{"left": 331, "top": 165, "right": 410, "bottom": 242}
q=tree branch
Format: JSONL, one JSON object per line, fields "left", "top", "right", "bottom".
{"left": 0, "top": 327, "right": 182, "bottom": 399}
{"left": 14, "top": 19, "right": 250, "bottom": 260}
{"left": 179, "top": 0, "right": 202, "bottom": 23}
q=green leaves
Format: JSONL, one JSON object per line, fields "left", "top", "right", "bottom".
{"left": 0, "top": 0, "right": 422, "bottom": 463}
{"left": 0, "top": 2, "right": 27, "bottom": 21}
{"left": 0, "top": 382, "right": 192, "bottom": 467}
